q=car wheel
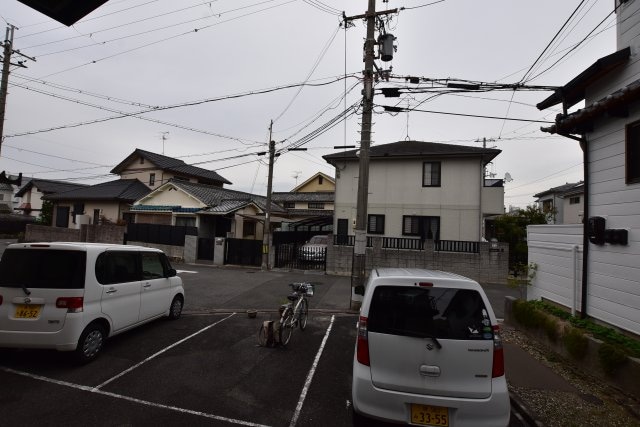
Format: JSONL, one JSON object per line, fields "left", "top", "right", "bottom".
{"left": 75, "top": 323, "right": 106, "bottom": 364}
{"left": 168, "top": 295, "right": 183, "bottom": 320}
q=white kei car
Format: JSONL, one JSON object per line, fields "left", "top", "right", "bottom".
{"left": 352, "top": 268, "right": 510, "bottom": 427}
{"left": 0, "top": 242, "right": 185, "bottom": 363}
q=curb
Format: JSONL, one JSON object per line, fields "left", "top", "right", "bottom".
{"left": 510, "top": 391, "right": 543, "bottom": 427}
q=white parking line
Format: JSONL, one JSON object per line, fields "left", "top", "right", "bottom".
{"left": 94, "top": 312, "right": 236, "bottom": 391}
{"left": 1, "top": 367, "right": 270, "bottom": 427}
{"left": 289, "top": 314, "right": 335, "bottom": 427}
{"left": 176, "top": 270, "right": 198, "bottom": 274}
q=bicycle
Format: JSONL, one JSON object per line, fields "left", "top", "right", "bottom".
{"left": 278, "top": 282, "right": 313, "bottom": 347}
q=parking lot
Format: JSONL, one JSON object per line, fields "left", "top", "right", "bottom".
{"left": 0, "top": 263, "right": 526, "bottom": 426}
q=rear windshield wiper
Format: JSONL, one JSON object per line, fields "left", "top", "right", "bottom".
{"left": 387, "top": 328, "right": 442, "bottom": 349}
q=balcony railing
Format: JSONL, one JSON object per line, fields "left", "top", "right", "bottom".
{"left": 334, "top": 236, "right": 480, "bottom": 254}
{"left": 435, "top": 240, "right": 479, "bottom": 253}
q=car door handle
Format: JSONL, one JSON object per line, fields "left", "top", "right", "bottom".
{"left": 143, "top": 283, "right": 151, "bottom": 288}
{"left": 105, "top": 288, "right": 117, "bottom": 294}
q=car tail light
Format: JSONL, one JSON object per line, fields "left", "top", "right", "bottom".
{"left": 492, "top": 324, "right": 505, "bottom": 378}
{"left": 56, "top": 297, "right": 84, "bottom": 313}
{"left": 356, "top": 316, "right": 370, "bottom": 366}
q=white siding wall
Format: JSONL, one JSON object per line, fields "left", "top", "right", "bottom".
{"left": 586, "top": 101, "right": 640, "bottom": 335}
{"left": 333, "top": 157, "right": 500, "bottom": 241}
{"left": 527, "top": 225, "right": 583, "bottom": 314}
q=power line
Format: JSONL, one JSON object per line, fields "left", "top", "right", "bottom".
{"left": 376, "top": 104, "right": 554, "bottom": 124}
{"left": 400, "top": 0, "right": 446, "bottom": 11}
{"left": 303, "top": 0, "right": 342, "bottom": 16}
{"left": 5, "top": 75, "right": 356, "bottom": 139}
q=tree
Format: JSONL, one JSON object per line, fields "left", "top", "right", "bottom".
{"left": 36, "top": 200, "right": 53, "bottom": 226}
{"left": 494, "top": 205, "right": 549, "bottom": 275}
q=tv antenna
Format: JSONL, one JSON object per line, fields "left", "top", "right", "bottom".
{"left": 292, "top": 170, "right": 302, "bottom": 186}
{"left": 160, "top": 132, "right": 169, "bottom": 154}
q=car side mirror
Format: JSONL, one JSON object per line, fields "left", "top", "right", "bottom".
{"left": 167, "top": 268, "right": 177, "bottom": 278}
{"left": 354, "top": 285, "right": 365, "bottom": 296}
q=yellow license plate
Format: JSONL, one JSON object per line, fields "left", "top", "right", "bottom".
{"left": 15, "top": 304, "right": 42, "bottom": 319}
{"left": 411, "top": 404, "right": 449, "bottom": 426}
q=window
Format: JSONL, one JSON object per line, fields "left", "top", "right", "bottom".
{"left": 308, "top": 202, "right": 325, "bottom": 209}
{"left": 243, "top": 221, "right": 256, "bottom": 237}
{"left": 149, "top": 173, "right": 156, "bottom": 186}
{"left": 569, "top": 196, "right": 580, "bottom": 205}
{"left": 95, "top": 252, "right": 140, "bottom": 285}
{"left": 72, "top": 203, "right": 84, "bottom": 224}
{"left": 141, "top": 252, "right": 166, "bottom": 279}
{"left": 402, "top": 215, "right": 440, "bottom": 240}
{"left": 626, "top": 120, "right": 640, "bottom": 184}
{"left": 368, "top": 214, "right": 385, "bottom": 234}
{"left": 139, "top": 157, "right": 145, "bottom": 164}
{"left": 422, "top": 162, "right": 441, "bottom": 187}
{"left": 0, "top": 249, "right": 86, "bottom": 289}
{"left": 175, "top": 216, "right": 196, "bottom": 227}
{"left": 319, "top": 176, "right": 324, "bottom": 185}
{"left": 368, "top": 287, "right": 490, "bottom": 340}
{"left": 93, "top": 209, "right": 101, "bottom": 225}
{"left": 284, "top": 202, "right": 296, "bottom": 209}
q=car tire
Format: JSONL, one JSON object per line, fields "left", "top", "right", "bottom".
{"left": 168, "top": 295, "right": 183, "bottom": 320}
{"left": 75, "top": 323, "right": 106, "bottom": 364}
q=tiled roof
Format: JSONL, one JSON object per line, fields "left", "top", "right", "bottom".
{"left": 0, "top": 183, "right": 13, "bottom": 191}
{"left": 43, "top": 179, "right": 151, "bottom": 202}
{"left": 541, "top": 77, "right": 640, "bottom": 135}
{"left": 14, "top": 179, "right": 90, "bottom": 198}
{"left": 166, "top": 180, "right": 287, "bottom": 214}
{"left": 272, "top": 192, "right": 334, "bottom": 202}
{"left": 110, "top": 149, "right": 231, "bottom": 185}
{"left": 323, "top": 140, "right": 500, "bottom": 164}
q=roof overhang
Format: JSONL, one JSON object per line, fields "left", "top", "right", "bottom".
{"left": 18, "top": 0, "right": 109, "bottom": 26}
{"left": 537, "top": 47, "right": 631, "bottom": 111}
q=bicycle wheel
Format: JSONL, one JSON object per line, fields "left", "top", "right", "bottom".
{"left": 279, "top": 310, "right": 294, "bottom": 347}
{"left": 299, "top": 298, "right": 308, "bottom": 331}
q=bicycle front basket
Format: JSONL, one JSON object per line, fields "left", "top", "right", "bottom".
{"left": 304, "top": 283, "right": 314, "bottom": 297}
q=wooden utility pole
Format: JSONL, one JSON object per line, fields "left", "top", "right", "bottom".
{"left": 261, "top": 121, "right": 275, "bottom": 270}
{"left": 344, "top": 2, "right": 397, "bottom": 308}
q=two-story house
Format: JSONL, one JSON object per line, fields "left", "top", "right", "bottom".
{"left": 533, "top": 0, "right": 640, "bottom": 335}
{"left": 272, "top": 172, "right": 335, "bottom": 231}
{"left": 323, "top": 140, "right": 504, "bottom": 243}
{"left": 534, "top": 181, "right": 584, "bottom": 224}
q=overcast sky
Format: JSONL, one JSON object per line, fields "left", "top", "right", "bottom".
{"left": 0, "top": 0, "right": 617, "bottom": 207}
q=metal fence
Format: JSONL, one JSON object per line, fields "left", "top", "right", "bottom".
{"left": 126, "top": 223, "right": 197, "bottom": 246}
{"left": 333, "top": 235, "right": 480, "bottom": 254}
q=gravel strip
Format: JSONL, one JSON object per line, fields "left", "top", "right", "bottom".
{"left": 503, "top": 325, "right": 640, "bottom": 427}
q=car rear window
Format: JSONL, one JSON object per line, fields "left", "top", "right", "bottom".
{"left": 0, "top": 248, "right": 87, "bottom": 290}
{"left": 368, "top": 286, "right": 492, "bottom": 340}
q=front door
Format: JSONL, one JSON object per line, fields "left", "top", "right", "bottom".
{"left": 55, "top": 206, "right": 70, "bottom": 228}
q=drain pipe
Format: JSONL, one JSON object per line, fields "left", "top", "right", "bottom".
{"left": 560, "top": 132, "right": 589, "bottom": 319}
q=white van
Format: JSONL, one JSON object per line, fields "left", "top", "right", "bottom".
{"left": 352, "top": 268, "right": 510, "bottom": 427}
{"left": 0, "top": 242, "right": 185, "bottom": 363}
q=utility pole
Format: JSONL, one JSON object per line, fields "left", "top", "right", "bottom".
{"left": 261, "top": 121, "right": 275, "bottom": 271}
{"left": 344, "top": 1, "right": 397, "bottom": 308}
{"left": 0, "top": 25, "right": 16, "bottom": 155}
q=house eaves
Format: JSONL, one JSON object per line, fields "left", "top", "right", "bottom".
{"left": 323, "top": 140, "right": 501, "bottom": 166}
{"left": 534, "top": 182, "right": 583, "bottom": 199}
{"left": 15, "top": 178, "right": 89, "bottom": 198}
{"left": 272, "top": 192, "right": 335, "bottom": 203}
{"left": 43, "top": 179, "right": 150, "bottom": 202}
{"left": 537, "top": 47, "right": 631, "bottom": 111}
{"left": 111, "top": 148, "right": 232, "bottom": 185}
{"left": 541, "top": 77, "right": 640, "bottom": 135}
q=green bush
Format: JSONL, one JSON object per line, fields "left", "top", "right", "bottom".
{"left": 513, "top": 299, "right": 544, "bottom": 329}
{"left": 598, "top": 343, "right": 629, "bottom": 376}
{"left": 543, "top": 316, "right": 560, "bottom": 342}
{"left": 563, "top": 327, "right": 588, "bottom": 360}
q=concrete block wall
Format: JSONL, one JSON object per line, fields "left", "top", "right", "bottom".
{"left": 25, "top": 224, "right": 81, "bottom": 242}
{"left": 326, "top": 236, "right": 509, "bottom": 285}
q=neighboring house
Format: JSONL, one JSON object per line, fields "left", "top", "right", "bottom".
{"left": 272, "top": 172, "right": 335, "bottom": 231}
{"left": 14, "top": 179, "right": 90, "bottom": 218}
{"left": 0, "top": 183, "right": 14, "bottom": 213}
{"left": 534, "top": 181, "right": 584, "bottom": 224}
{"left": 323, "top": 140, "right": 504, "bottom": 242}
{"left": 533, "top": 0, "right": 640, "bottom": 335}
{"left": 111, "top": 148, "right": 232, "bottom": 189}
{"left": 43, "top": 179, "right": 151, "bottom": 228}
{"left": 130, "top": 179, "right": 287, "bottom": 240}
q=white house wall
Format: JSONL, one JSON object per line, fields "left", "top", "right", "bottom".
{"left": 334, "top": 157, "right": 497, "bottom": 241}
{"left": 586, "top": 99, "right": 640, "bottom": 335}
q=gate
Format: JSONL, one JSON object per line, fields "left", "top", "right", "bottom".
{"left": 225, "top": 238, "right": 262, "bottom": 266}
{"left": 197, "top": 237, "right": 214, "bottom": 261}
{"left": 274, "top": 241, "right": 326, "bottom": 271}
